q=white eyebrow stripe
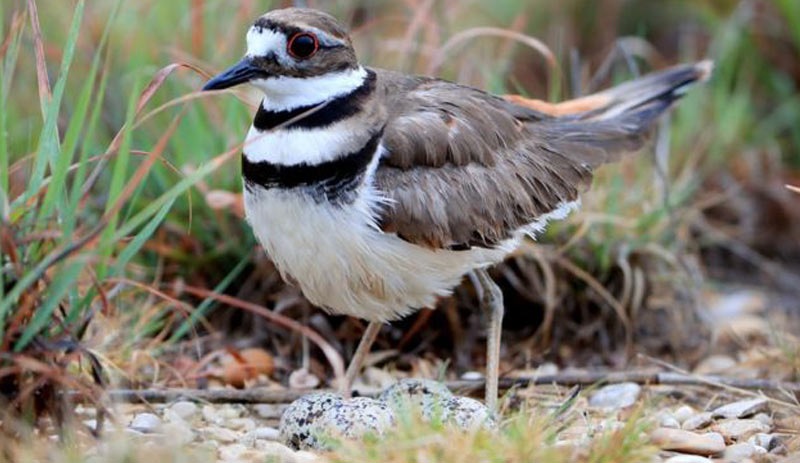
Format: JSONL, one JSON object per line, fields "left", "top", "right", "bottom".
{"left": 246, "top": 27, "right": 285, "bottom": 57}
{"left": 245, "top": 25, "right": 345, "bottom": 58}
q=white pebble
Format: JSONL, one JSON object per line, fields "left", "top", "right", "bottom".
{"left": 201, "top": 426, "right": 240, "bottom": 444}
{"left": 460, "top": 371, "right": 484, "bottom": 381}
{"left": 169, "top": 401, "right": 198, "bottom": 420}
{"left": 129, "top": 413, "right": 162, "bottom": 433}
{"left": 589, "top": 383, "right": 641, "bottom": 410}
{"left": 251, "top": 426, "right": 281, "bottom": 441}
{"left": 673, "top": 405, "right": 695, "bottom": 423}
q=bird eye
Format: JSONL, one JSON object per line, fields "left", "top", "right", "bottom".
{"left": 287, "top": 33, "right": 319, "bottom": 59}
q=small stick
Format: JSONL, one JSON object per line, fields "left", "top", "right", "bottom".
{"left": 72, "top": 370, "right": 800, "bottom": 405}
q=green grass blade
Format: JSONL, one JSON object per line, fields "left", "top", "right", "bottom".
{"left": 94, "top": 76, "right": 143, "bottom": 280}
{"left": 169, "top": 253, "right": 249, "bottom": 343}
{"left": 22, "top": 0, "right": 85, "bottom": 210}
{"left": 113, "top": 198, "right": 174, "bottom": 276}
{"left": 60, "top": 2, "right": 122, "bottom": 238}
{"left": 0, "top": 13, "right": 25, "bottom": 194}
{"left": 13, "top": 259, "right": 85, "bottom": 351}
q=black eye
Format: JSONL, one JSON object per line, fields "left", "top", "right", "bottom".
{"left": 287, "top": 33, "right": 319, "bottom": 59}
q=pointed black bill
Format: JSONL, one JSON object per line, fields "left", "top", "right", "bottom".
{"left": 203, "top": 58, "right": 266, "bottom": 91}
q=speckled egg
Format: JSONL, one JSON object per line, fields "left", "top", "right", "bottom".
{"left": 318, "top": 397, "right": 396, "bottom": 440}
{"left": 279, "top": 392, "right": 343, "bottom": 450}
{"left": 380, "top": 379, "right": 495, "bottom": 430}
{"left": 280, "top": 394, "right": 395, "bottom": 450}
{"left": 379, "top": 378, "right": 453, "bottom": 418}
{"left": 439, "top": 396, "right": 497, "bottom": 430}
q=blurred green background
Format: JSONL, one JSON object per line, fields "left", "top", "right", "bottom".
{"left": 1, "top": 0, "right": 799, "bottom": 390}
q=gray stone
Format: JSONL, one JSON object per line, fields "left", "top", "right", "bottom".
{"left": 711, "top": 398, "right": 768, "bottom": 419}
{"left": 723, "top": 442, "right": 760, "bottom": 460}
{"left": 169, "top": 401, "right": 198, "bottom": 420}
{"left": 649, "top": 428, "right": 725, "bottom": 455}
{"left": 712, "top": 418, "right": 770, "bottom": 443}
{"left": 588, "top": 383, "right": 641, "bottom": 410}
{"left": 681, "top": 412, "right": 713, "bottom": 431}
{"left": 747, "top": 432, "right": 778, "bottom": 451}
{"left": 129, "top": 413, "right": 162, "bottom": 433}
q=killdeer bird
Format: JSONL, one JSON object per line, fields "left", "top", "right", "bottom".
{"left": 203, "top": 7, "right": 711, "bottom": 409}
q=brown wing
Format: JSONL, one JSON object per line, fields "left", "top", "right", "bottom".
{"left": 371, "top": 62, "right": 711, "bottom": 249}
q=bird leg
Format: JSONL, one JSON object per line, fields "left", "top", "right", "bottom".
{"left": 473, "top": 268, "right": 504, "bottom": 411}
{"left": 340, "top": 321, "right": 382, "bottom": 398}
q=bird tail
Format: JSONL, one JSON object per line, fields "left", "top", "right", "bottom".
{"left": 505, "top": 60, "right": 713, "bottom": 166}
{"left": 506, "top": 60, "right": 713, "bottom": 120}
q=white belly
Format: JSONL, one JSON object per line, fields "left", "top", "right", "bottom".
{"left": 243, "top": 185, "right": 510, "bottom": 322}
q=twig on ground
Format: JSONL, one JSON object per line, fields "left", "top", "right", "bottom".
{"left": 75, "top": 370, "right": 800, "bottom": 405}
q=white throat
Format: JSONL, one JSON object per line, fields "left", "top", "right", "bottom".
{"left": 252, "top": 66, "right": 368, "bottom": 112}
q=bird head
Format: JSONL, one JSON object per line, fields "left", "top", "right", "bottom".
{"left": 202, "top": 8, "right": 362, "bottom": 110}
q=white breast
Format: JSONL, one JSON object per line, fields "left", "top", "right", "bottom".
{"left": 243, "top": 180, "right": 510, "bottom": 322}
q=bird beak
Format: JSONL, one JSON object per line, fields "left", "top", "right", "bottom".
{"left": 203, "top": 58, "right": 265, "bottom": 91}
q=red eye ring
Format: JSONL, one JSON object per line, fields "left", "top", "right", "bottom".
{"left": 287, "top": 32, "right": 319, "bottom": 59}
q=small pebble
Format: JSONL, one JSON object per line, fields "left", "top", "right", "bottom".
{"left": 83, "top": 419, "right": 98, "bottom": 431}
{"left": 655, "top": 410, "right": 681, "bottom": 429}
{"left": 588, "top": 383, "right": 641, "bottom": 410}
{"left": 129, "top": 413, "right": 162, "bottom": 434}
{"left": 748, "top": 433, "right": 778, "bottom": 451}
{"left": 711, "top": 398, "right": 768, "bottom": 419}
{"left": 169, "top": 401, "right": 198, "bottom": 420}
{"left": 673, "top": 405, "right": 695, "bottom": 423}
{"left": 201, "top": 426, "right": 240, "bottom": 444}
{"left": 253, "top": 403, "right": 284, "bottom": 420}
{"left": 251, "top": 426, "right": 281, "bottom": 441}
{"left": 161, "top": 421, "right": 195, "bottom": 445}
{"left": 753, "top": 412, "right": 772, "bottom": 426}
{"left": 218, "top": 443, "right": 248, "bottom": 461}
{"left": 712, "top": 419, "right": 770, "bottom": 443}
{"left": 681, "top": 412, "right": 713, "bottom": 431}
{"left": 663, "top": 455, "right": 712, "bottom": 463}
{"left": 295, "top": 450, "right": 324, "bottom": 463}
{"left": 289, "top": 368, "right": 321, "bottom": 390}
{"left": 202, "top": 405, "right": 223, "bottom": 425}
{"left": 650, "top": 428, "right": 725, "bottom": 455}
{"left": 723, "top": 442, "right": 759, "bottom": 460}
{"left": 692, "top": 355, "right": 736, "bottom": 375}
{"left": 227, "top": 417, "right": 256, "bottom": 432}
{"left": 460, "top": 371, "right": 484, "bottom": 381}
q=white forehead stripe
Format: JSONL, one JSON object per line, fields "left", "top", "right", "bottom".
{"left": 246, "top": 27, "right": 285, "bottom": 57}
